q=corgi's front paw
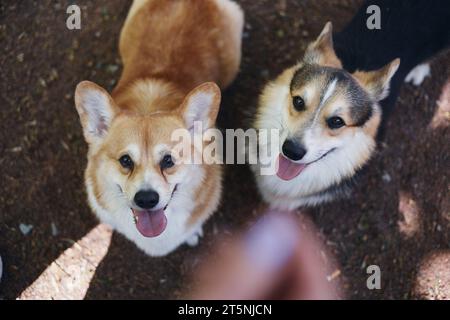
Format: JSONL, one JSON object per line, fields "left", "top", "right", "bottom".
{"left": 186, "top": 227, "right": 204, "bottom": 247}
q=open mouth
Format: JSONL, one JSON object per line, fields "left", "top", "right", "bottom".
{"left": 276, "top": 154, "right": 307, "bottom": 181}
{"left": 132, "top": 208, "right": 167, "bottom": 238}
{"left": 276, "top": 149, "right": 335, "bottom": 181}
{"left": 130, "top": 185, "right": 178, "bottom": 238}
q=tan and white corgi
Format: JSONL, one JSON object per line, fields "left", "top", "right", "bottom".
{"left": 74, "top": 0, "right": 243, "bottom": 256}
{"left": 251, "top": 23, "right": 399, "bottom": 210}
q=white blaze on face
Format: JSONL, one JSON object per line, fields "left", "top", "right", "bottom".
{"left": 299, "top": 79, "right": 340, "bottom": 163}
{"left": 143, "top": 169, "right": 159, "bottom": 187}
{"left": 313, "top": 79, "right": 337, "bottom": 124}
{"left": 322, "top": 79, "right": 338, "bottom": 105}
{"left": 132, "top": 144, "right": 172, "bottom": 209}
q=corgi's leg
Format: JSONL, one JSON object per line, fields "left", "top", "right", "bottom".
{"left": 186, "top": 225, "right": 204, "bottom": 247}
{"left": 214, "top": 0, "right": 244, "bottom": 88}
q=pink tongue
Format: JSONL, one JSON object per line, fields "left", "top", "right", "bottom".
{"left": 276, "top": 154, "right": 307, "bottom": 181}
{"left": 134, "top": 209, "right": 167, "bottom": 238}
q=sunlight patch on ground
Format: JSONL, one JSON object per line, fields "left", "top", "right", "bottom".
{"left": 414, "top": 250, "right": 450, "bottom": 300}
{"left": 397, "top": 191, "right": 421, "bottom": 238}
{"left": 17, "top": 224, "right": 112, "bottom": 300}
{"left": 429, "top": 79, "right": 450, "bottom": 129}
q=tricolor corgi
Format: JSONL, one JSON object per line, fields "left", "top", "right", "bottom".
{"left": 251, "top": 0, "right": 450, "bottom": 211}
{"left": 74, "top": 0, "right": 243, "bottom": 256}
{"left": 250, "top": 22, "right": 399, "bottom": 210}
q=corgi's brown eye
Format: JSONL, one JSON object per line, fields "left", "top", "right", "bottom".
{"left": 119, "top": 154, "right": 134, "bottom": 169}
{"left": 292, "top": 96, "right": 305, "bottom": 111}
{"left": 327, "top": 116, "right": 346, "bottom": 129}
{"left": 160, "top": 154, "right": 174, "bottom": 170}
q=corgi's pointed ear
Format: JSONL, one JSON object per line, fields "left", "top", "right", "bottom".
{"left": 304, "top": 22, "right": 342, "bottom": 68}
{"left": 353, "top": 58, "right": 400, "bottom": 101}
{"left": 179, "top": 82, "right": 221, "bottom": 131}
{"left": 74, "top": 81, "right": 117, "bottom": 143}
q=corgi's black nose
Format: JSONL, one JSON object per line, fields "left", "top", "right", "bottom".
{"left": 282, "top": 139, "right": 307, "bottom": 161}
{"left": 134, "top": 190, "right": 159, "bottom": 209}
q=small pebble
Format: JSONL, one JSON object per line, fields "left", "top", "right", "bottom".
{"left": 17, "top": 53, "right": 24, "bottom": 62}
{"left": 106, "top": 64, "right": 119, "bottom": 74}
{"left": 19, "top": 223, "right": 33, "bottom": 236}
{"left": 60, "top": 140, "right": 70, "bottom": 151}
{"left": 326, "top": 269, "right": 341, "bottom": 282}
{"left": 26, "top": 120, "right": 37, "bottom": 127}
{"left": 38, "top": 78, "right": 47, "bottom": 88}
{"left": 18, "top": 32, "right": 26, "bottom": 40}
{"left": 68, "top": 51, "right": 75, "bottom": 61}
{"left": 48, "top": 69, "right": 59, "bottom": 82}
{"left": 51, "top": 223, "right": 59, "bottom": 236}
{"left": 382, "top": 172, "right": 392, "bottom": 183}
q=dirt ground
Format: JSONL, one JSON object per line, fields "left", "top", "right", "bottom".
{"left": 0, "top": 0, "right": 449, "bottom": 300}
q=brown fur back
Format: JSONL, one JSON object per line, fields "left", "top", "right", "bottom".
{"left": 115, "top": 0, "right": 242, "bottom": 100}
